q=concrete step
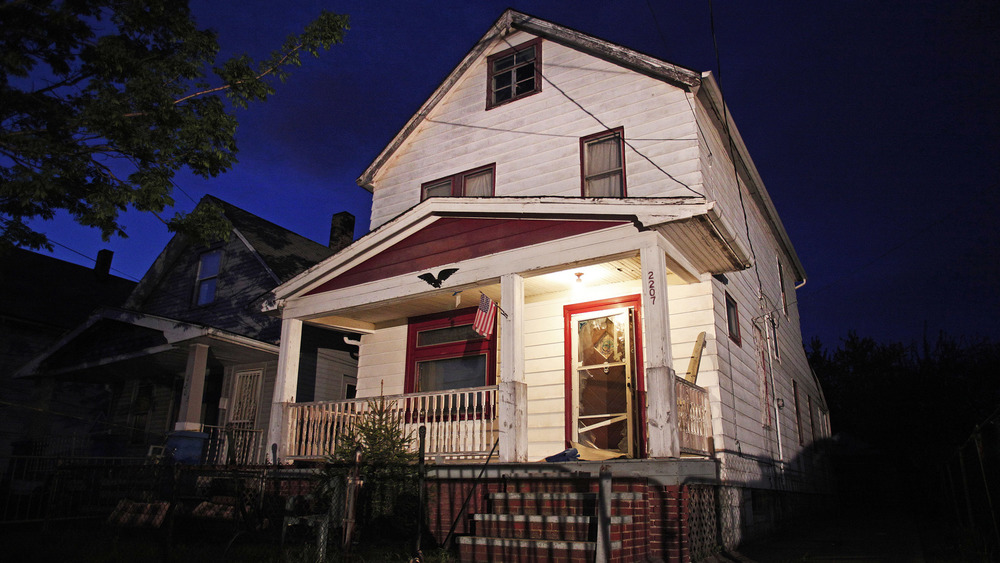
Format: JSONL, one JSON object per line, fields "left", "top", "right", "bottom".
{"left": 457, "top": 536, "right": 623, "bottom": 563}
{"left": 473, "top": 513, "right": 633, "bottom": 541}
{"left": 488, "top": 491, "right": 643, "bottom": 516}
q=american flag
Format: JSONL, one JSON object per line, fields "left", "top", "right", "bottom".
{"left": 473, "top": 293, "right": 497, "bottom": 338}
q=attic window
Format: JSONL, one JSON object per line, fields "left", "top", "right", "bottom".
{"left": 421, "top": 164, "right": 495, "bottom": 201}
{"left": 487, "top": 38, "right": 542, "bottom": 109}
{"left": 581, "top": 128, "right": 626, "bottom": 197}
{"left": 195, "top": 249, "right": 222, "bottom": 306}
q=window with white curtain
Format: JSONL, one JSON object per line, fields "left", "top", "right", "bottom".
{"left": 420, "top": 164, "right": 495, "bottom": 201}
{"left": 581, "top": 128, "right": 625, "bottom": 197}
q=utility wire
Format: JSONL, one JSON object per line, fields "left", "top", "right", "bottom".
{"left": 47, "top": 239, "right": 141, "bottom": 281}
{"left": 487, "top": 35, "right": 706, "bottom": 198}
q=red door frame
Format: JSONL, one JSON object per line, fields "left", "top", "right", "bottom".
{"left": 563, "top": 294, "right": 647, "bottom": 458}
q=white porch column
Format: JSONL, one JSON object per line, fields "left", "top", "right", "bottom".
{"left": 175, "top": 343, "right": 209, "bottom": 431}
{"left": 640, "top": 246, "right": 680, "bottom": 458}
{"left": 498, "top": 273, "right": 527, "bottom": 462}
{"left": 267, "top": 317, "right": 302, "bottom": 462}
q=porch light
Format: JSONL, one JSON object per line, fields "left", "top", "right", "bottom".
{"left": 575, "top": 272, "right": 584, "bottom": 283}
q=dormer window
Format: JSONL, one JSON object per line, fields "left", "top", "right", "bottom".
{"left": 421, "top": 164, "right": 495, "bottom": 201}
{"left": 195, "top": 249, "right": 222, "bottom": 306}
{"left": 581, "top": 128, "right": 626, "bottom": 197}
{"left": 487, "top": 38, "right": 542, "bottom": 109}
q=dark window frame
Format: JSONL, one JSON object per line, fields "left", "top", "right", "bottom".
{"left": 420, "top": 163, "right": 496, "bottom": 201}
{"left": 725, "top": 292, "right": 741, "bottom": 346}
{"left": 793, "top": 380, "right": 803, "bottom": 446}
{"left": 404, "top": 308, "right": 497, "bottom": 394}
{"left": 580, "top": 127, "right": 627, "bottom": 197}
{"left": 770, "top": 317, "right": 781, "bottom": 363}
{"left": 778, "top": 260, "right": 789, "bottom": 316}
{"left": 807, "top": 394, "right": 815, "bottom": 443}
{"left": 194, "top": 248, "right": 223, "bottom": 307}
{"left": 486, "top": 38, "right": 543, "bottom": 109}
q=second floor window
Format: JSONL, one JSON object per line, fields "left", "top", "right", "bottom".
{"left": 581, "top": 128, "right": 626, "bottom": 197}
{"left": 195, "top": 249, "right": 222, "bottom": 306}
{"left": 421, "top": 164, "right": 495, "bottom": 201}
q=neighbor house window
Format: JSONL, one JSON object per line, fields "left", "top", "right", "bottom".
{"left": 725, "top": 292, "right": 741, "bottom": 346}
{"left": 487, "top": 38, "right": 542, "bottom": 109}
{"left": 405, "top": 308, "right": 496, "bottom": 393}
{"left": 195, "top": 249, "right": 222, "bottom": 306}
{"left": 421, "top": 164, "right": 495, "bottom": 201}
{"left": 581, "top": 128, "right": 626, "bottom": 197}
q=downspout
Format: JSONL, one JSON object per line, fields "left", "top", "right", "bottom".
{"left": 763, "top": 313, "right": 784, "bottom": 480}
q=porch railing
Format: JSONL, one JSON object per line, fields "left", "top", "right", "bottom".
{"left": 201, "top": 424, "right": 265, "bottom": 465}
{"left": 676, "top": 377, "right": 713, "bottom": 455}
{"left": 283, "top": 385, "right": 498, "bottom": 460}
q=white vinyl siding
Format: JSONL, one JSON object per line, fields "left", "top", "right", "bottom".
{"left": 369, "top": 33, "right": 700, "bottom": 228}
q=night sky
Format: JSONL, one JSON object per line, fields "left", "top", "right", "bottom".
{"left": 25, "top": 1, "right": 1000, "bottom": 348}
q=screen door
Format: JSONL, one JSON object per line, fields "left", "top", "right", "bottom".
{"left": 570, "top": 307, "right": 635, "bottom": 456}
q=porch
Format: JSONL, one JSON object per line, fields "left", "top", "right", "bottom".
{"left": 265, "top": 199, "right": 749, "bottom": 463}
{"left": 280, "top": 376, "right": 712, "bottom": 462}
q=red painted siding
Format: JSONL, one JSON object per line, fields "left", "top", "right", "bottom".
{"left": 305, "top": 218, "right": 627, "bottom": 295}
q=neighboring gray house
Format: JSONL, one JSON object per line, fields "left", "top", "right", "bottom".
{"left": 0, "top": 248, "right": 135, "bottom": 467}
{"left": 16, "top": 196, "right": 358, "bottom": 463}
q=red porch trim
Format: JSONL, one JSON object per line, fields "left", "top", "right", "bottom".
{"left": 305, "top": 218, "right": 626, "bottom": 295}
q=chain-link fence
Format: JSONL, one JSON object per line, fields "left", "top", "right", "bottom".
{"left": 941, "top": 408, "right": 1000, "bottom": 558}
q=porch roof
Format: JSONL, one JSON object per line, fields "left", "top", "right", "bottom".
{"left": 15, "top": 307, "right": 278, "bottom": 381}
{"left": 270, "top": 197, "right": 749, "bottom": 305}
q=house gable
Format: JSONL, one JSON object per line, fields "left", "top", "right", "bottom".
{"left": 126, "top": 195, "right": 336, "bottom": 342}
{"left": 357, "top": 9, "right": 701, "bottom": 192}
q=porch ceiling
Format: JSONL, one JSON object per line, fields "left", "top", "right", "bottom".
{"left": 304, "top": 255, "right": 685, "bottom": 329}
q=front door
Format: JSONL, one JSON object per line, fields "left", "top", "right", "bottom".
{"left": 569, "top": 306, "right": 637, "bottom": 457}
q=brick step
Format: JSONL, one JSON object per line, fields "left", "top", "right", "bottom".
{"left": 488, "top": 491, "right": 644, "bottom": 516}
{"left": 457, "top": 536, "right": 623, "bottom": 563}
{"left": 473, "top": 513, "right": 633, "bottom": 541}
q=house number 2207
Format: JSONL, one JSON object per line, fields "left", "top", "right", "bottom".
{"left": 647, "top": 271, "right": 656, "bottom": 304}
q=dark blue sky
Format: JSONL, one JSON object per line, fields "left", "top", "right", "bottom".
{"left": 28, "top": 1, "right": 1000, "bottom": 347}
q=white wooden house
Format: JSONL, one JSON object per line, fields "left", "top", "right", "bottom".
{"left": 266, "top": 10, "right": 830, "bottom": 558}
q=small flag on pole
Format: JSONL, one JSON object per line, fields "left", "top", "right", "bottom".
{"left": 473, "top": 293, "right": 497, "bottom": 338}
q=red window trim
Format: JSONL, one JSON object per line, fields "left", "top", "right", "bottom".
{"left": 486, "top": 37, "right": 543, "bottom": 110}
{"left": 580, "top": 127, "right": 627, "bottom": 197}
{"left": 562, "top": 295, "right": 646, "bottom": 457}
{"left": 420, "top": 163, "right": 496, "bottom": 201}
{"left": 404, "top": 307, "right": 497, "bottom": 394}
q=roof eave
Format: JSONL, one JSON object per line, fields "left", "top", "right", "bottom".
{"left": 694, "top": 72, "right": 807, "bottom": 284}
